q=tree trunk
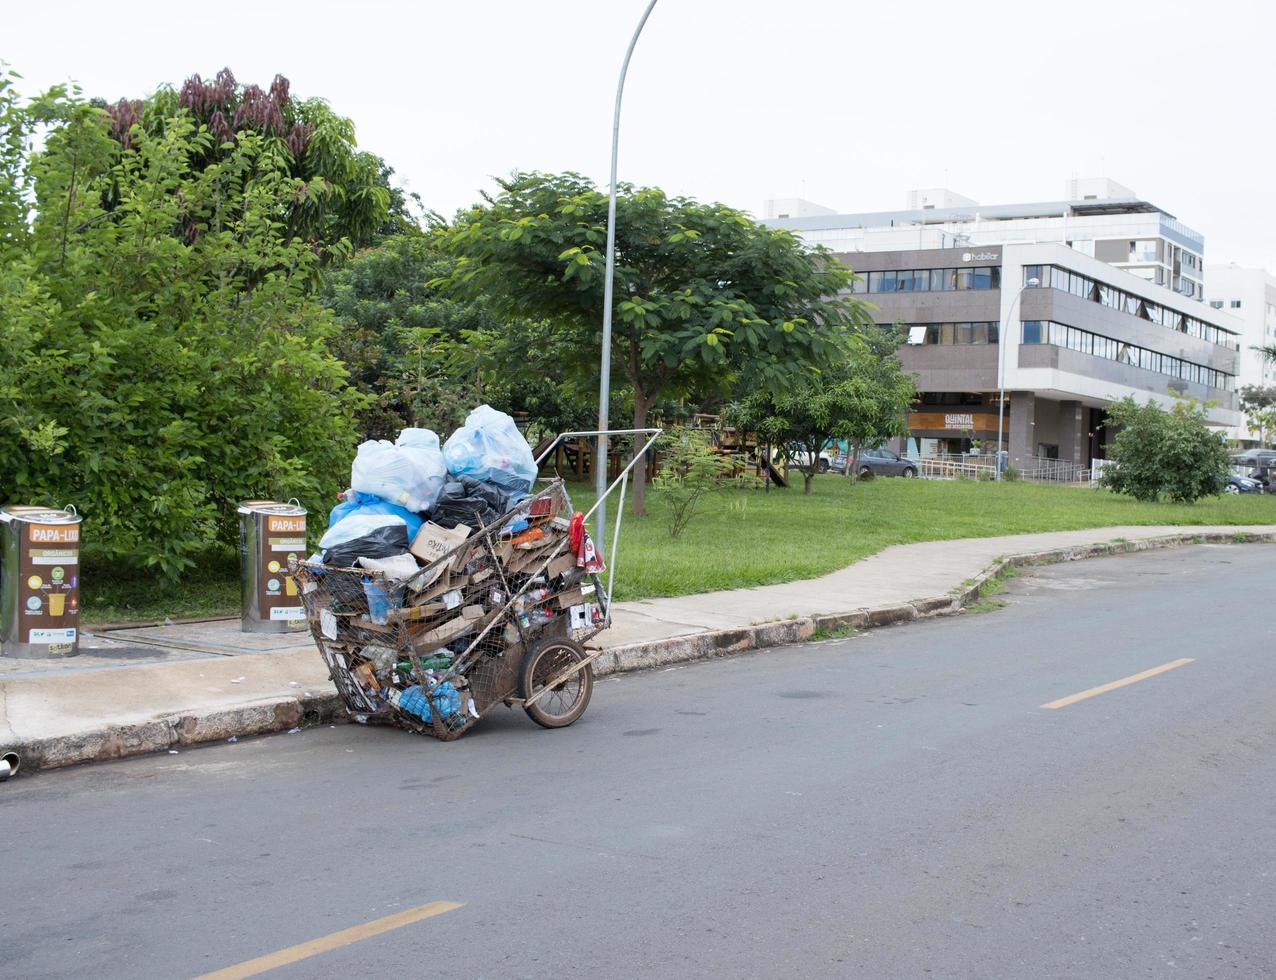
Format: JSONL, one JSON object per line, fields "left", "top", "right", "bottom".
{"left": 630, "top": 390, "right": 651, "bottom": 517}
{"left": 804, "top": 469, "right": 814, "bottom": 495}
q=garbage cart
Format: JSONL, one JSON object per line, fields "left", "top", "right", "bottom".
{"left": 293, "top": 428, "right": 660, "bottom": 740}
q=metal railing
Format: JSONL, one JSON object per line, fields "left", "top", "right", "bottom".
{"left": 909, "top": 452, "right": 1093, "bottom": 485}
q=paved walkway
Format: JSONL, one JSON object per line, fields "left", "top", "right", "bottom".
{"left": 2, "top": 524, "right": 1273, "bottom": 768}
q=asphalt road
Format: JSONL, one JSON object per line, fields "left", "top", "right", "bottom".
{"left": 2, "top": 544, "right": 1273, "bottom": 979}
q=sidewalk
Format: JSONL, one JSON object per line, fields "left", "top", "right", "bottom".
{"left": 3, "top": 523, "right": 1273, "bottom": 772}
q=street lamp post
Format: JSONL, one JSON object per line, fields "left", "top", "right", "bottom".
{"left": 996, "top": 275, "right": 1040, "bottom": 480}
{"left": 595, "top": 0, "right": 659, "bottom": 550}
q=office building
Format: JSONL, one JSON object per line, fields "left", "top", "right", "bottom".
{"left": 764, "top": 180, "right": 1242, "bottom": 465}
{"left": 1205, "top": 264, "right": 1276, "bottom": 445}
{"left": 840, "top": 243, "right": 1240, "bottom": 465}
{"left": 764, "top": 178, "right": 1207, "bottom": 300}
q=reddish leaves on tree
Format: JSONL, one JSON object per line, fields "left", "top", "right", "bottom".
{"left": 105, "top": 99, "right": 143, "bottom": 149}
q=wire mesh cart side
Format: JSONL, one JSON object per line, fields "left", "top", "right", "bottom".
{"left": 293, "top": 428, "right": 661, "bottom": 741}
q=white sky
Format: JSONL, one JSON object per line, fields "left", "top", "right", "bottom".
{"left": 7, "top": 0, "right": 1275, "bottom": 272}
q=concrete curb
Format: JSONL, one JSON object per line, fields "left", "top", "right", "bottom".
{"left": 9, "top": 693, "right": 346, "bottom": 772}
{"left": 7, "top": 530, "right": 1274, "bottom": 773}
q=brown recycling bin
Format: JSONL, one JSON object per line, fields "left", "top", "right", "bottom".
{"left": 238, "top": 500, "right": 308, "bottom": 633}
{"left": 0, "top": 505, "right": 82, "bottom": 658}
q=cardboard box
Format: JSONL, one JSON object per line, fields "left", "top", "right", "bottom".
{"left": 410, "top": 522, "right": 471, "bottom": 567}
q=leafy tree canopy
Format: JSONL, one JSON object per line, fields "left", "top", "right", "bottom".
{"left": 96, "top": 67, "right": 401, "bottom": 255}
{"left": 437, "top": 171, "right": 871, "bottom": 512}
{"left": 0, "top": 70, "right": 365, "bottom": 581}
{"left": 725, "top": 327, "right": 916, "bottom": 494}
{"left": 322, "top": 233, "right": 597, "bottom": 441}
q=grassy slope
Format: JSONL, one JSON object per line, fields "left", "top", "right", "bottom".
{"left": 82, "top": 478, "right": 1273, "bottom": 622}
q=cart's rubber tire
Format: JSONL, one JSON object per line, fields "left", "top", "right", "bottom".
{"left": 519, "top": 636, "right": 593, "bottom": 729}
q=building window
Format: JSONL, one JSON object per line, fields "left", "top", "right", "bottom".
{"left": 904, "top": 322, "right": 999, "bottom": 346}
{"left": 1209, "top": 300, "right": 1223, "bottom": 309}
{"left": 1036, "top": 265, "right": 1239, "bottom": 350}
{"left": 1018, "top": 318, "right": 1233, "bottom": 390}
{"left": 1231, "top": 299, "right": 1242, "bottom": 308}
{"left": 928, "top": 268, "right": 953, "bottom": 291}
{"left": 860, "top": 266, "right": 1001, "bottom": 294}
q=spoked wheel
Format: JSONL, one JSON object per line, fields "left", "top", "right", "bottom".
{"left": 519, "top": 636, "right": 593, "bottom": 729}
{"left": 1224, "top": 483, "right": 1240, "bottom": 494}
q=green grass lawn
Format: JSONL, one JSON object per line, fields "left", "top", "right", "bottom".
{"left": 587, "top": 476, "right": 1273, "bottom": 601}
{"left": 81, "top": 477, "right": 1274, "bottom": 623}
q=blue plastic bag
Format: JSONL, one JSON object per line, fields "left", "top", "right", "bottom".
{"left": 442, "top": 405, "right": 538, "bottom": 494}
{"left": 327, "top": 490, "right": 424, "bottom": 541}
{"left": 398, "top": 683, "right": 462, "bottom": 722}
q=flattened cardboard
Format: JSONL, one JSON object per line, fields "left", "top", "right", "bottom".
{"left": 555, "top": 586, "right": 585, "bottom": 609}
{"left": 411, "top": 614, "right": 473, "bottom": 653}
{"left": 545, "top": 553, "right": 576, "bottom": 580}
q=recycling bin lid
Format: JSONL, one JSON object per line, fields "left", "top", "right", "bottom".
{"left": 0, "top": 505, "right": 81, "bottom": 525}
{"left": 236, "top": 499, "right": 307, "bottom": 516}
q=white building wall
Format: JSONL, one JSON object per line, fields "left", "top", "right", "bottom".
{"left": 1205, "top": 264, "right": 1276, "bottom": 444}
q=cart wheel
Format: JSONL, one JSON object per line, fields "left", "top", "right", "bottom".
{"left": 519, "top": 636, "right": 593, "bottom": 729}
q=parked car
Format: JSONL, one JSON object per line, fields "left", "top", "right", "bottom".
{"left": 1224, "top": 474, "right": 1263, "bottom": 495}
{"left": 778, "top": 446, "right": 833, "bottom": 473}
{"left": 855, "top": 447, "right": 918, "bottom": 479}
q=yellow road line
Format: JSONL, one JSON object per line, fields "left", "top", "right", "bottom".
{"left": 194, "top": 900, "right": 464, "bottom": 979}
{"left": 1041, "top": 658, "right": 1195, "bottom": 710}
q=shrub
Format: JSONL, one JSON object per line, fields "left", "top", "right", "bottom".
{"left": 0, "top": 76, "right": 365, "bottom": 581}
{"left": 1099, "top": 397, "right": 1231, "bottom": 503}
{"left": 651, "top": 427, "right": 738, "bottom": 538}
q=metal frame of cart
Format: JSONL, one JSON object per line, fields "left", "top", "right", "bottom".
{"left": 292, "top": 428, "right": 661, "bottom": 740}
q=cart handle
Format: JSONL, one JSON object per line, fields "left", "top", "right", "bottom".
{"left": 534, "top": 429, "right": 662, "bottom": 466}
{"left": 534, "top": 428, "right": 663, "bottom": 524}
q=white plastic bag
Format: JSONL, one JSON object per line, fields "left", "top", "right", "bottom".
{"left": 395, "top": 428, "right": 447, "bottom": 511}
{"left": 442, "top": 405, "right": 537, "bottom": 493}
{"left": 349, "top": 428, "right": 447, "bottom": 513}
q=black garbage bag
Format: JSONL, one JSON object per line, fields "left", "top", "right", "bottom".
{"left": 322, "top": 523, "right": 411, "bottom": 568}
{"left": 431, "top": 476, "right": 524, "bottom": 530}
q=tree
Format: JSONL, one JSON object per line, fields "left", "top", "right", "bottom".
{"left": 1099, "top": 397, "right": 1231, "bottom": 503}
{"left": 100, "top": 68, "right": 396, "bottom": 257}
{"left": 0, "top": 75, "right": 364, "bottom": 582}
{"left": 438, "top": 171, "right": 871, "bottom": 514}
{"left": 725, "top": 334, "right": 916, "bottom": 494}
{"left": 322, "top": 233, "right": 597, "bottom": 441}
{"left": 1239, "top": 384, "right": 1276, "bottom": 446}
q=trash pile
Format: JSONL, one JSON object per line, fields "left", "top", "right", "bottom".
{"left": 292, "top": 406, "right": 608, "bottom": 740}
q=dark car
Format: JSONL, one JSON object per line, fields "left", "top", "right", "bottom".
{"left": 1224, "top": 474, "right": 1263, "bottom": 495}
{"left": 855, "top": 447, "right": 918, "bottom": 479}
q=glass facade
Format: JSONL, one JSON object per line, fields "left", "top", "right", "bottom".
{"left": 850, "top": 267, "right": 1000, "bottom": 294}
{"left": 1022, "top": 265, "right": 1239, "bottom": 350}
{"left": 1022, "top": 320, "right": 1233, "bottom": 390}
{"left": 905, "top": 322, "right": 1000, "bottom": 346}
